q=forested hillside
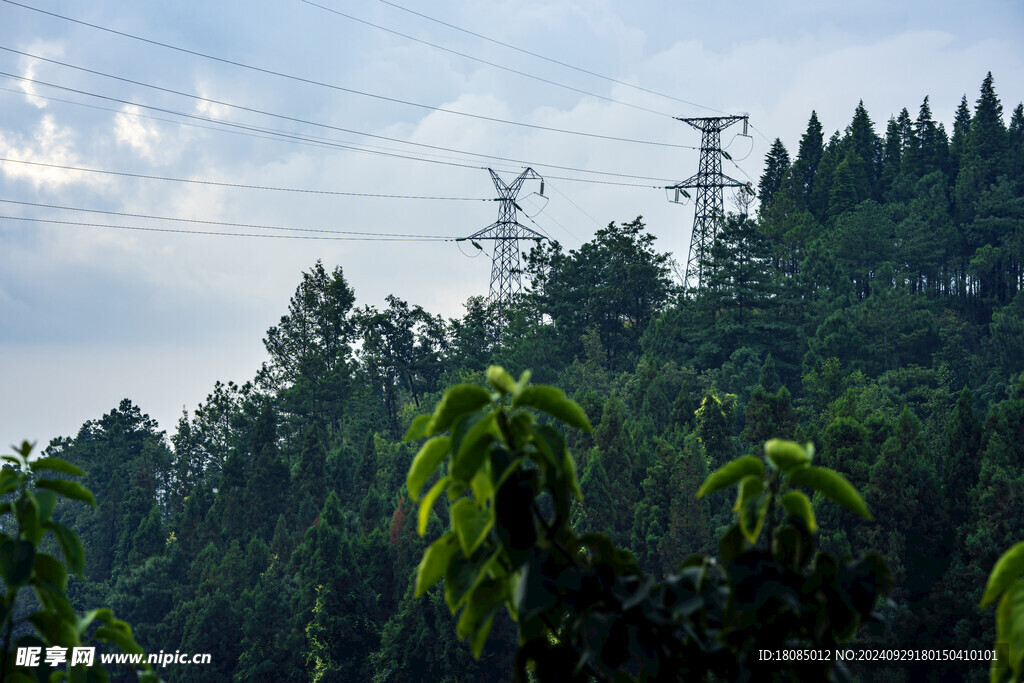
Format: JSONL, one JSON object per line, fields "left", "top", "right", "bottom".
{"left": 38, "top": 73, "right": 1024, "bottom": 681}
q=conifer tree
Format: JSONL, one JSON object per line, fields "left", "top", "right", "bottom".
{"left": 950, "top": 94, "right": 973, "bottom": 167}
{"left": 956, "top": 72, "right": 1007, "bottom": 220}
{"left": 788, "top": 111, "right": 824, "bottom": 208}
{"left": 943, "top": 387, "right": 983, "bottom": 532}
{"left": 758, "top": 138, "right": 791, "bottom": 209}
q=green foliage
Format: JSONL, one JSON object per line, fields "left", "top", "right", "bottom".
{"left": 407, "top": 370, "right": 892, "bottom": 680}
{"left": 981, "top": 541, "right": 1024, "bottom": 682}
{"left": 0, "top": 441, "right": 156, "bottom": 682}
{"left": 34, "top": 74, "right": 1024, "bottom": 678}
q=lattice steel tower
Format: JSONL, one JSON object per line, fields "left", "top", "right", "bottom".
{"left": 466, "top": 167, "right": 545, "bottom": 313}
{"left": 670, "top": 115, "right": 749, "bottom": 291}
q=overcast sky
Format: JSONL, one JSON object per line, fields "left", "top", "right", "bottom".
{"left": 1, "top": 0, "right": 1022, "bottom": 451}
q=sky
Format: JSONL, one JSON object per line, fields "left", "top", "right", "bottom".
{"left": 1, "top": 0, "right": 1022, "bottom": 451}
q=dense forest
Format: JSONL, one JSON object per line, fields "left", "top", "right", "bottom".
{"left": 22, "top": 73, "right": 1024, "bottom": 680}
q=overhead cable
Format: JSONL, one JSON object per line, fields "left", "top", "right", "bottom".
{"left": 299, "top": 0, "right": 673, "bottom": 119}
{"left": 1, "top": 1, "right": 693, "bottom": 149}
{"left": 377, "top": 0, "right": 734, "bottom": 117}
{"left": 0, "top": 53, "right": 684, "bottom": 183}
{"left": 0, "top": 203, "right": 459, "bottom": 240}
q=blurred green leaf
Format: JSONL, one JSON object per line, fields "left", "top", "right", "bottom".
{"left": 982, "top": 541, "right": 1024, "bottom": 608}
{"left": 697, "top": 456, "right": 764, "bottom": 499}
{"left": 788, "top": 466, "right": 871, "bottom": 520}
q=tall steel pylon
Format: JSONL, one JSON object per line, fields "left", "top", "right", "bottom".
{"left": 465, "top": 167, "right": 545, "bottom": 314}
{"left": 669, "top": 115, "right": 749, "bottom": 291}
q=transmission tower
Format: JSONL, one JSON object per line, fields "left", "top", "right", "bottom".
{"left": 669, "top": 115, "right": 749, "bottom": 291}
{"left": 465, "top": 167, "right": 545, "bottom": 313}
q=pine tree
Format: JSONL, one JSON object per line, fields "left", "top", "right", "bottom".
{"left": 950, "top": 94, "right": 972, "bottom": 167}
{"left": 245, "top": 406, "right": 290, "bottom": 540}
{"left": 576, "top": 448, "right": 615, "bottom": 537}
{"left": 845, "top": 101, "right": 880, "bottom": 198}
{"left": 1008, "top": 102, "right": 1024, "bottom": 185}
{"left": 758, "top": 138, "right": 791, "bottom": 209}
{"left": 905, "top": 96, "right": 948, "bottom": 180}
{"left": 943, "top": 387, "right": 983, "bottom": 532}
{"left": 787, "top": 111, "right": 824, "bottom": 209}
{"left": 629, "top": 437, "right": 676, "bottom": 573}
{"left": 879, "top": 116, "right": 905, "bottom": 200}
{"left": 295, "top": 425, "right": 328, "bottom": 526}
{"left": 956, "top": 72, "right": 1007, "bottom": 220}
{"left": 808, "top": 132, "right": 841, "bottom": 221}
{"left": 665, "top": 432, "right": 712, "bottom": 558}
{"left": 694, "top": 389, "right": 736, "bottom": 467}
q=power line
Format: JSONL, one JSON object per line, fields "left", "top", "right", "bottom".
{"left": 0, "top": 198, "right": 462, "bottom": 237}
{"left": 0, "top": 214, "right": 457, "bottom": 241}
{"left": 0, "top": 70, "right": 503, "bottom": 176}
{"left": 376, "top": 0, "right": 734, "bottom": 118}
{"left": 0, "top": 158, "right": 491, "bottom": 199}
{"left": 0, "top": 51, "right": 684, "bottom": 183}
{"left": 299, "top": 0, "right": 673, "bottom": 119}
{"left": 2, "top": 1, "right": 694, "bottom": 150}
{"left": 546, "top": 183, "right": 602, "bottom": 232}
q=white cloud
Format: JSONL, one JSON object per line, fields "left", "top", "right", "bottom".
{"left": 0, "top": 114, "right": 104, "bottom": 190}
{"left": 16, "top": 40, "right": 64, "bottom": 109}
{"left": 114, "top": 105, "right": 162, "bottom": 161}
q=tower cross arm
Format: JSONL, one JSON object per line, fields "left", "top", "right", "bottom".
{"left": 468, "top": 222, "right": 545, "bottom": 241}
{"left": 671, "top": 171, "right": 747, "bottom": 189}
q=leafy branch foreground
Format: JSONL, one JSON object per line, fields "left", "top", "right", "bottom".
{"left": 405, "top": 367, "right": 894, "bottom": 680}
{"left": 1, "top": 442, "right": 156, "bottom": 682}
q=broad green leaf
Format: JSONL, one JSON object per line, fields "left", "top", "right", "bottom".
{"left": 470, "top": 468, "right": 493, "bottom": 504}
{"left": 77, "top": 609, "right": 114, "bottom": 636}
{"left": 486, "top": 366, "right": 517, "bottom": 395}
{"left": 517, "top": 370, "right": 532, "bottom": 390}
{"left": 17, "top": 496, "right": 41, "bottom": 545}
{"left": 0, "top": 468, "right": 19, "bottom": 496}
{"left": 735, "top": 476, "right": 768, "bottom": 543}
{"left": 33, "top": 551, "right": 67, "bottom": 591}
{"left": 788, "top": 466, "right": 871, "bottom": 520}
{"left": 94, "top": 625, "right": 144, "bottom": 655}
{"left": 470, "top": 614, "right": 496, "bottom": 659}
{"left": 696, "top": 456, "right": 765, "bottom": 499}
{"left": 29, "top": 610, "right": 78, "bottom": 647}
{"left": 765, "top": 439, "right": 812, "bottom": 471}
{"left": 415, "top": 532, "right": 460, "bottom": 598}
{"left": 457, "top": 577, "right": 507, "bottom": 646}
{"left": 733, "top": 474, "right": 761, "bottom": 512}
{"left": 527, "top": 425, "right": 559, "bottom": 475}
{"left": 35, "top": 479, "right": 96, "bottom": 507}
{"left": 34, "top": 489, "right": 58, "bottom": 523}
{"left": 2, "top": 455, "right": 25, "bottom": 468}
{"left": 403, "top": 414, "right": 433, "bottom": 442}
{"left": 407, "top": 436, "right": 451, "bottom": 501}
{"left": 418, "top": 476, "right": 452, "bottom": 535}
{"left": 993, "top": 579, "right": 1024, "bottom": 680}
{"left": 451, "top": 498, "right": 495, "bottom": 557}
{"left": 46, "top": 521, "right": 84, "bottom": 577}
{"left": 513, "top": 386, "right": 592, "bottom": 432}
{"left": 430, "top": 385, "right": 493, "bottom": 434}
{"left": 452, "top": 414, "right": 497, "bottom": 482}
{"left": 981, "top": 541, "right": 1024, "bottom": 608}
{"left": 445, "top": 548, "right": 498, "bottom": 612}
{"left": 0, "top": 538, "right": 35, "bottom": 585}
{"left": 29, "top": 457, "right": 85, "bottom": 477}
{"left": 32, "top": 577, "right": 76, "bottom": 623}
{"left": 563, "top": 451, "right": 582, "bottom": 501}
{"left": 781, "top": 490, "right": 817, "bottom": 533}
